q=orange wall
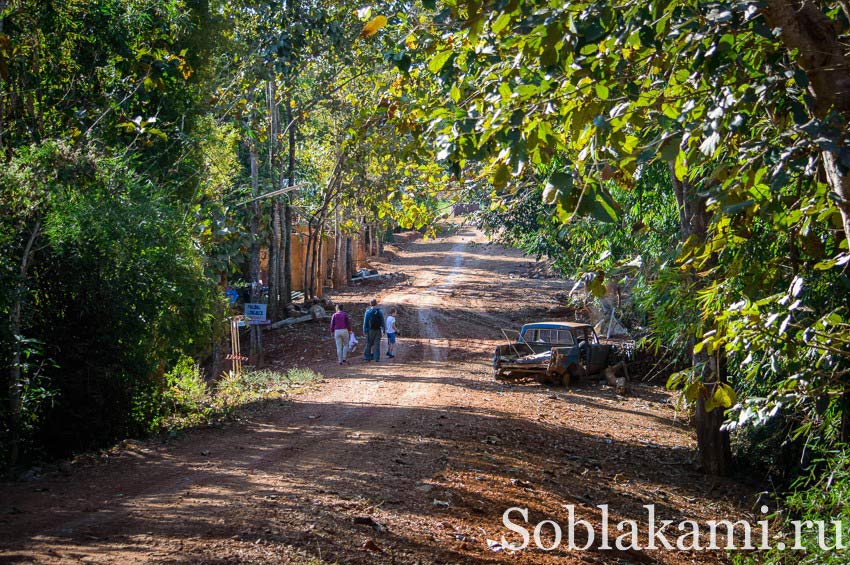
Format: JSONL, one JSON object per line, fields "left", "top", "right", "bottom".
{"left": 260, "top": 230, "right": 371, "bottom": 296}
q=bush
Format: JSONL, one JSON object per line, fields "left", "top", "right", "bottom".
{"left": 163, "top": 356, "right": 210, "bottom": 420}
{"left": 735, "top": 451, "right": 850, "bottom": 564}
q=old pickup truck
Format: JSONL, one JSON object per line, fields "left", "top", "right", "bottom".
{"left": 493, "top": 321, "right": 618, "bottom": 386}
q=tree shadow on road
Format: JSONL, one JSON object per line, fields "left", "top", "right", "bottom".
{"left": 0, "top": 393, "right": 753, "bottom": 564}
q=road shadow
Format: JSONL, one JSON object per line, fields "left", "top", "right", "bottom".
{"left": 0, "top": 397, "right": 748, "bottom": 563}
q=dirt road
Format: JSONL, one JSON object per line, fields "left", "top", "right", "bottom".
{"left": 0, "top": 227, "right": 753, "bottom": 563}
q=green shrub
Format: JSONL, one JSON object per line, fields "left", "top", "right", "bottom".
{"left": 736, "top": 452, "right": 850, "bottom": 564}
{"left": 164, "top": 356, "right": 209, "bottom": 415}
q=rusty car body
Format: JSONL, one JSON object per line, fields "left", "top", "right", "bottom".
{"left": 492, "top": 321, "right": 617, "bottom": 385}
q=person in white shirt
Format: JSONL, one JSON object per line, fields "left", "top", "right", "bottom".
{"left": 385, "top": 308, "right": 398, "bottom": 358}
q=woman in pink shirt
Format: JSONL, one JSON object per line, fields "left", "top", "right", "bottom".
{"left": 329, "top": 304, "right": 353, "bottom": 364}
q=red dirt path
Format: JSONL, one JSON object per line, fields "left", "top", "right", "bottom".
{"left": 0, "top": 227, "right": 756, "bottom": 564}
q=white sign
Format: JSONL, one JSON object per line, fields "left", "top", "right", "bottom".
{"left": 244, "top": 303, "right": 268, "bottom": 325}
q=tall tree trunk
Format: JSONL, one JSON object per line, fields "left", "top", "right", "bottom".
{"left": 282, "top": 102, "right": 295, "bottom": 307}
{"left": 346, "top": 237, "right": 354, "bottom": 279}
{"left": 333, "top": 220, "right": 348, "bottom": 289}
{"left": 694, "top": 349, "right": 732, "bottom": 476}
{"left": 669, "top": 163, "right": 732, "bottom": 475}
{"left": 331, "top": 210, "right": 337, "bottom": 288}
{"left": 7, "top": 220, "right": 40, "bottom": 473}
{"left": 267, "top": 80, "right": 281, "bottom": 321}
{"left": 249, "top": 148, "right": 261, "bottom": 303}
{"left": 248, "top": 147, "right": 263, "bottom": 366}
{"left": 314, "top": 227, "right": 324, "bottom": 298}
{"left": 270, "top": 201, "right": 282, "bottom": 320}
{"left": 303, "top": 221, "right": 314, "bottom": 303}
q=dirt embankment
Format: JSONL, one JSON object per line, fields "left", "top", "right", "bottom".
{"left": 0, "top": 227, "right": 755, "bottom": 564}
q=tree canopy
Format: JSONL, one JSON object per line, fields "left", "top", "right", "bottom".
{"left": 2, "top": 2, "right": 850, "bottom": 558}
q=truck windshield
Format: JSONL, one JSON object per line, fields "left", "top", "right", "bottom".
{"left": 522, "top": 328, "right": 575, "bottom": 345}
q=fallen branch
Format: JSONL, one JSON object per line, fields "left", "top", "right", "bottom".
{"left": 267, "top": 305, "right": 329, "bottom": 329}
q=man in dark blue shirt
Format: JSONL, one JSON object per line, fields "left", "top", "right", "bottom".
{"left": 362, "top": 298, "right": 385, "bottom": 362}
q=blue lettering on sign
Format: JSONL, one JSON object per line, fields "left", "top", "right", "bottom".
{"left": 244, "top": 303, "right": 267, "bottom": 322}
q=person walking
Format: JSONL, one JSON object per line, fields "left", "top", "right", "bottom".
{"left": 385, "top": 308, "right": 398, "bottom": 358}
{"left": 329, "top": 303, "right": 353, "bottom": 365}
{"left": 362, "top": 298, "right": 385, "bottom": 362}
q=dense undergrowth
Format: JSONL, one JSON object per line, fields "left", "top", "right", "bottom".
{"left": 160, "top": 359, "right": 320, "bottom": 431}
{"left": 471, "top": 161, "right": 850, "bottom": 562}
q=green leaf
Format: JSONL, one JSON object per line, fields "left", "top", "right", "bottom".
{"left": 492, "top": 13, "right": 511, "bottom": 34}
{"left": 662, "top": 103, "right": 679, "bottom": 119}
{"left": 814, "top": 258, "right": 837, "bottom": 271}
{"left": 595, "top": 83, "right": 609, "bottom": 100}
{"left": 498, "top": 81, "right": 512, "bottom": 100}
{"left": 674, "top": 150, "right": 688, "bottom": 180}
{"left": 546, "top": 171, "right": 573, "bottom": 198}
{"left": 666, "top": 370, "right": 689, "bottom": 390}
{"left": 590, "top": 188, "right": 620, "bottom": 222}
{"left": 492, "top": 164, "right": 511, "bottom": 188}
{"left": 428, "top": 50, "right": 453, "bottom": 73}
{"left": 684, "top": 382, "right": 703, "bottom": 402}
{"left": 588, "top": 277, "right": 607, "bottom": 297}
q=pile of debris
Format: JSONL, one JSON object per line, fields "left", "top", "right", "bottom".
{"left": 351, "top": 269, "right": 407, "bottom": 285}
{"left": 507, "top": 261, "right": 559, "bottom": 280}
{"left": 271, "top": 298, "right": 332, "bottom": 329}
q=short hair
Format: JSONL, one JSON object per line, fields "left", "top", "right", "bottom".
{"left": 335, "top": 303, "right": 343, "bottom": 311}
{"left": 370, "top": 299, "right": 377, "bottom": 306}
{"left": 390, "top": 308, "right": 397, "bottom": 314}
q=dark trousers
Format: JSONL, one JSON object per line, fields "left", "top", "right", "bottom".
{"left": 364, "top": 329, "right": 382, "bottom": 361}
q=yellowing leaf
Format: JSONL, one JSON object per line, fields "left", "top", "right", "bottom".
{"left": 359, "top": 15, "right": 387, "bottom": 38}
{"left": 712, "top": 383, "right": 737, "bottom": 409}
{"left": 684, "top": 382, "right": 703, "bottom": 402}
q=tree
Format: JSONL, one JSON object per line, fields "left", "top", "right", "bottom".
{"left": 0, "top": 0, "right": 225, "bottom": 468}
{"left": 391, "top": 0, "right": 850, "bottom": 475}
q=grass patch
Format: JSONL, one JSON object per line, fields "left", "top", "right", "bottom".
{"left": 161, "top": 357, "right": 321, "bottom": 430}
